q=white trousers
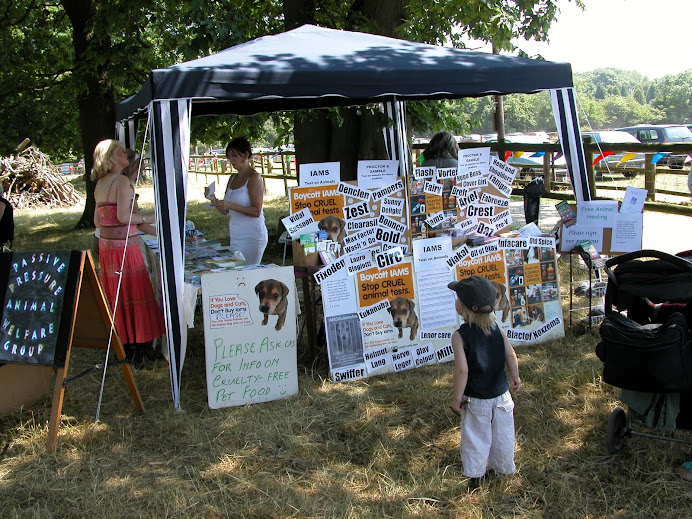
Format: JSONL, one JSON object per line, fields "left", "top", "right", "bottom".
{"left": 460, "top": 390, "right": 516, "bottom": 478}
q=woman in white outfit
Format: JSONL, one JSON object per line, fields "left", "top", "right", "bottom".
{"left": 209, "top": 137, "right": 268, "bottom": 264}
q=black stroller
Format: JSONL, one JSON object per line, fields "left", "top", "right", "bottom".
{"left": 596, "top": 249, "right": 692, "bottom": 454}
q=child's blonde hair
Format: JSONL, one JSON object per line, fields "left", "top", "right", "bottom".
{"left": 458, "top": 300, "right": 497, "bottom": 336}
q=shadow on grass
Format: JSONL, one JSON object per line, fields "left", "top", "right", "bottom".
{"left": 3, "top": 323, "right": 691, "bottom": 518}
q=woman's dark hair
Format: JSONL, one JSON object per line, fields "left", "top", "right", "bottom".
{"left": 422, "top": 131, "right": 459, "bottom": 161}
{"left": 225, "top": 137, "right": 252, "bottom": 158}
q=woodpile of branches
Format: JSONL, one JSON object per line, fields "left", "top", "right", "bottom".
{"left": 0, "top": 146, "right": 82, "bottom": 208}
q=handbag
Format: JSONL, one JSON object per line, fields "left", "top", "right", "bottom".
{"left": 596, "top": 312, "right": 692, "bottom": 393}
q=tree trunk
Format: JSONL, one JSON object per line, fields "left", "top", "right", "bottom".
{"left": 284, "top": 0, "right": 405, "bottom": 182}
{"left": 61, "top": 0, "right": 116, "bottom": 229}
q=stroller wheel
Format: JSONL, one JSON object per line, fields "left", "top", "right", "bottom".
{"left": 606, "top": 407, "right": 628, "bottom": 454}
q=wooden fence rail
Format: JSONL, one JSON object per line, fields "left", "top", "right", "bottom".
{"left": 184, "top": 141, "right": 692, "bottom": 215}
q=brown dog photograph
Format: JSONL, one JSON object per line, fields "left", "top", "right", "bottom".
{"left": 388, "top": 296, "right": 419, "bottom": 341}
{"left": 254, "top": 279, "right": 290, "bottom": 331}
{"left": 490, "top": 280, "right": 511, "bottom": 322}
{"left": 318, "top": 215, "right": 346, "bottom": 246}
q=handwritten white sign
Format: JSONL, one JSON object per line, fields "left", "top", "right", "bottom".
{"left": 202, "top": 267, "right": 298, "bottom": 409}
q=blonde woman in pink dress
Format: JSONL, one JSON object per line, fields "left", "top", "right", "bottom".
{"left": 92, "top": 139, "right": 165, "bottom": 368}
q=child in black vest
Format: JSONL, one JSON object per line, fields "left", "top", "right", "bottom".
{"left": 448, "top": 275, "right": 521, "bottom": 490}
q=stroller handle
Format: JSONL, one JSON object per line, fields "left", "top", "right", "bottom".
{"left": 604, "top": 249, "right": 692, "bottom": 272}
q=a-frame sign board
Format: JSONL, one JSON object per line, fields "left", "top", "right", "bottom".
{"left": 0, "top": 250, "right": 143, "bottom": 453}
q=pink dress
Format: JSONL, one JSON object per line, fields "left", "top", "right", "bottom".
{"left": 97, "top": 200, "right": 165, "bottom": 345}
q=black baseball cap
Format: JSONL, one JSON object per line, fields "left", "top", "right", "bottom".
{"left": 448, "top": 275, "right": 496, "bottom": 314}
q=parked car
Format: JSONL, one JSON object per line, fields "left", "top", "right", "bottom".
{"left": 485, "top": 134, "right": 564, "bottom": 176}
{"left": 616, "top": 124, "right": 692, "bottom": 169}
{"left": 57, "top": 163, "right": 75, "bottom": 174}
{"left": 582, "top": 130, "right": 643, "bottom": 177}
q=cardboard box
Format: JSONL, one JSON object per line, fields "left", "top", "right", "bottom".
{"left": 0, "top": 364, "right": 52, "bottom": 414}
{"left": 292, "top": 239, "right": 320, "bottom": 267}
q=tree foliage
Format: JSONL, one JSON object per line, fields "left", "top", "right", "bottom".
{"left": 0, "top": 0, "right": 689, "bottom": 175}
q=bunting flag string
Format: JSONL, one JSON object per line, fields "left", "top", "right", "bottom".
{"left": 592, "top": 151, "right": 615, "bottom": 167}
{"left": 617, "top": 152, "right": 638, "bottom": 166}
{"left": 650, "top": 152, "right": 667, "bottom": 164}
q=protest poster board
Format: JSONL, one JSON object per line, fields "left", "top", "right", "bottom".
{"left": 355, "top": 258, "right": 419, "bottom": 376}
{"left": 454, "top": 238, "right": 564, "bottom": 346}
{"left": 407, "top": 152, "right": 514, "bottom": 244}
{"left": 201, "top": 267, "right": 298, "bottom": 408}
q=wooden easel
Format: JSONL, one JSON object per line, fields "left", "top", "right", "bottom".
{"left": 46, "top": 251, "right": 143, "bottom": 453}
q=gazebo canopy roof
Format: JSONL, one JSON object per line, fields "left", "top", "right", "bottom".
{"left": 116, "top": 24, "right": 573, "bottom": 120}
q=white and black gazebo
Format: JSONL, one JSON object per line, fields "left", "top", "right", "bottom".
{"left": 115, "top": 24, "right": 591, "bottom": 408}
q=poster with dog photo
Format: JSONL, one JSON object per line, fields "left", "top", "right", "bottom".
{"left": 201, "top": 267, "right": 299, "bottom": 409}
{"left": 346, "top": 179, "right": 410, "bottom": 254}
{"left": 355, "top": 258, "right": 419, "bottom": 376}
{"left": 289, "top": 184, "right": 347, "bottom": 245}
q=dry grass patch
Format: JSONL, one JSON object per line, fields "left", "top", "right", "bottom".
{"left": 3, "top": 188, "right": 692, "bottom": 518}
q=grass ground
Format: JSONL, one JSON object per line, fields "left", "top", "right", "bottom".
{"left": 2, "top": 174, "right": 692, "bottom": 518}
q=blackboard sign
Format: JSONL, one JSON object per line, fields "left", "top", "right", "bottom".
{"left": 0, "top": 250, "right": 81, "bottom": 367}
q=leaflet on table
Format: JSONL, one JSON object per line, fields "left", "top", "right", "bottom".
{"left": 357, "top": 159, "right": 399, "bottom": 190}
{"left": 298, "top": 162, "right": 340, "bottom": 186}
